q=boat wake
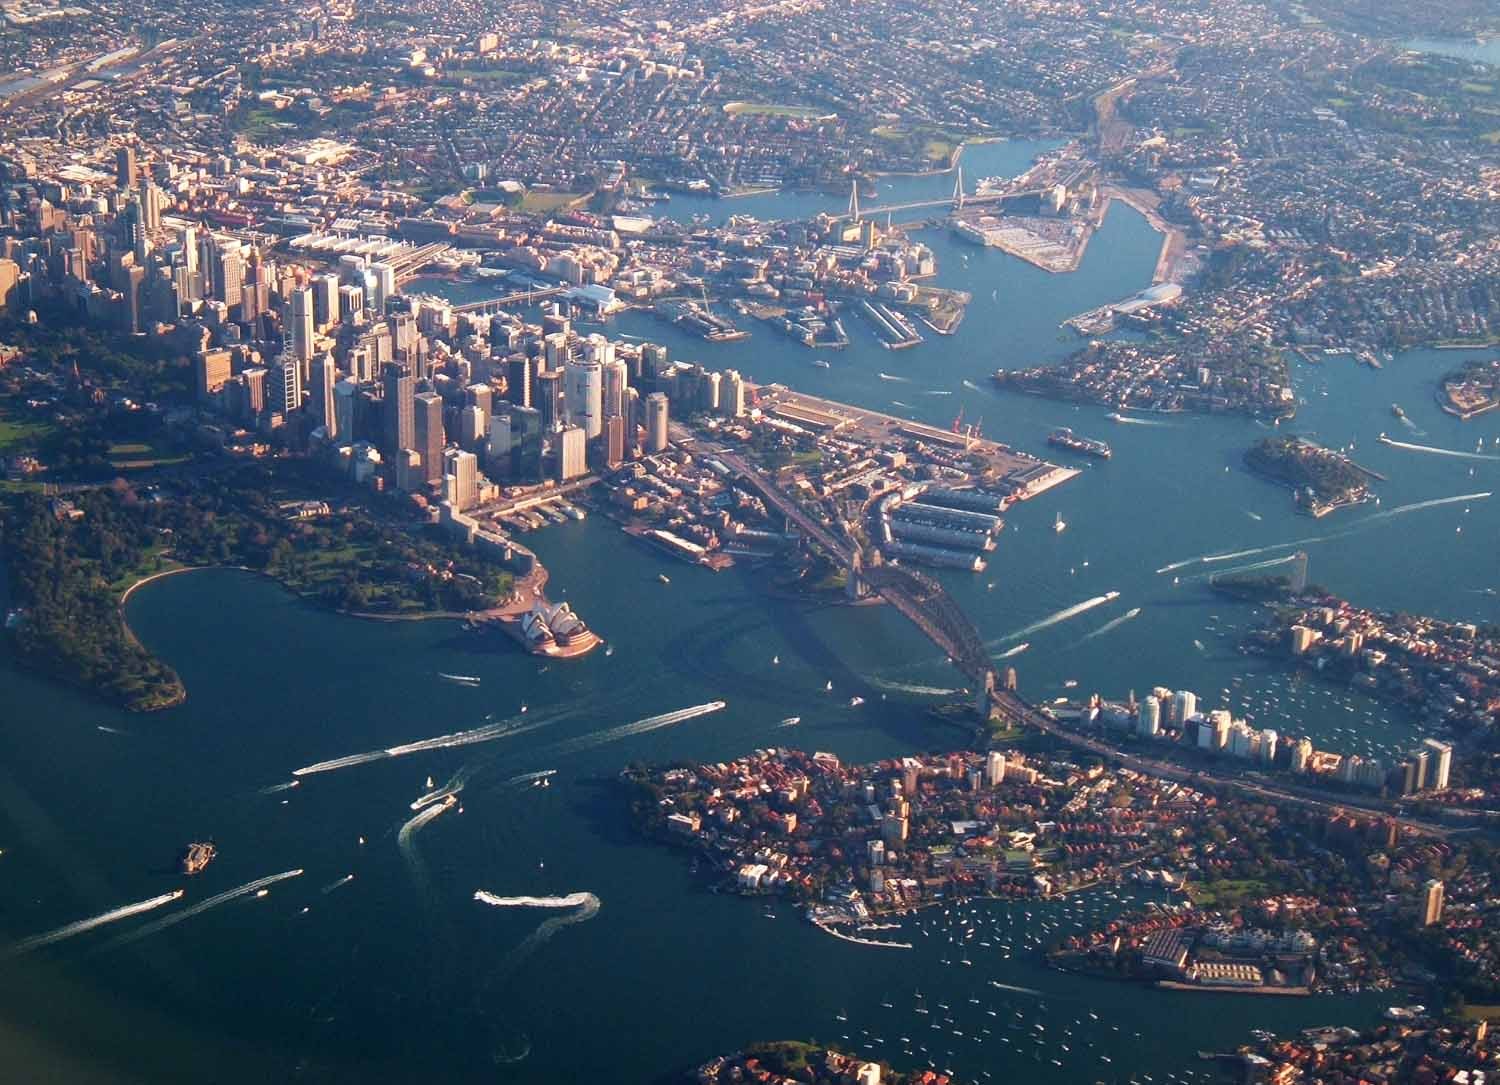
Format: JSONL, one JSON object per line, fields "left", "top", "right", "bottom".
{"left": 258, "top": 780, "right": 301, "bottom": 795}
{"left": 1079, "top": 607, "right": 1142, "bottom": 642}
{"left": 879, "top": 372, "right": 910, "bottom": 382}
{"left": 474, "top": 891, "right": 602, "bottom": 971}
{"left": 4, "top": 890, "right": 184, "bottom": 957}
{"left": 988, "top": 980, "right": 1044, "bottom": 997}
{"left": 870, "top": 679, "right": 960, "bottom": 697}
{"left": 891, "top": 400, "right": 912, "bottom": 409}
{"left": 102, "top": 871, "right": 303, "bottom": 950}
{"left": 991, "top": 592, "right": 1119, "bottom": 647}
{"left": 1155, "top": 491, "right": 1492, "bottom": 575}
{"left": 1106, "top": 411, "right": 1169, "bottom": 426}
{"left": 95, "top": 725, "right": 129, "bottom": 736}
{"left": 543, "top": 701, "right": 726, "bottom": 758}
{"left": 995, "top": 642, "right": 1030, "bottom": 659}
{"left": 1244, "top": 510, "right": 1262, "bottom": 522}
{"left": 293, "top": 705, "right": 585, "bottom": 777}
{"left": 1380, "top": 437, "right": 1499, "bottom": 462}
{"left": 922, "top": 389, "right": 953, "bottom": 396}
{"left": 321, "top": 874, "right": 355, "bottom": 894}
{"left": 398, "top": 797, "right": 456, "bottom": 891}
{"left": 961, "top": 379, "right": 982, "bottom": 392}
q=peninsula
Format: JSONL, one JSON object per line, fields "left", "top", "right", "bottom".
{"left": 1243, "top": 435, "right": 1379, "bottom": 516}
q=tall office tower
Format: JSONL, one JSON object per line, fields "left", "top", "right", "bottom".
{"left": 1136, "top": 697, "right": 1160, "bottom": 738}
{"left": 310, "top": 352, "right": 338, "bottom": 440}
{"left": 1422, "top": 879, "right": 1444, "bottom": 927}
{"left": 721, "top": 369, "right": 746, "bottom": 417}
{"left": 536, "top": 370, "right": 564, "bottom": 431}
{"left": 985, "top": 751, "right": 1006, "bottom": 787}
{"left": 465, "top": 382, "right": 493, "bottom": 425}
{"left": 238, "top": 257, "right": 270, "bottom": 326}
{"left": 388, "top": 312, "right": 419, "bottom": 358}
{"left": 138, "top": 178, "right": 162, "bottom": 232}
{"left": 381, "top": 362, "right": 414, "bottom": 460}
{"left": 458, "top": 403, "right": 486, "bottom": 450}
{"left": 623, "top": 387, "right": 641, "bottom": 453}
{"left": 124, "top": 198, "right": 148, "bottom": 261}
{"left": 414, "top": 391, "right": 445, "bottom": 483}
{"left": 645, "top": 392, "right": 669, "bottom": 453}
{"left": 511, "top": 405, "right": 543, "bottom": 482}
{"left": 290, "top": 286, "right": 316, "bottom": 365}
{"left": 642, "top": 342, "right": 668, "bottom": 380}
{"left": 602, "top": 357, "right": 628, "bottom": 419}
{"left": 211, "top": 238, "right": 243, "bottom": 308}
{"left": 563, "top": 358, "right": 602, "bottom": 438}
{"left": 115, "top": 146, "right": 136, "bottom": 190}
{"left": 394, "top": 448, "right": 423, "bottom": 493}
{"left": 1260, "top": 729, "right": 1279, "bottom": 764}
{"left": 334, "top": 378, "right": 358, "bottom": 447}
{"left": 486, "top": 408, "right": 513, "bottom": 479}
{"left": 268, "top": 354, "right": 302, "bottom": 417}
{"left": 338, "top": 283, "right": 365, "bottom": 325}
{"left": 1422, "top": 739, "right": 1452, "bottom": 791}
{"left": 542, "top": 331, "right": 568, "bottom": 372}
{"left": 312, "top": 273, "right": 339, "bottom": 329}
{"left": 1171, "top": 689, "right": 1197, "bottom": 726}
{"left": 367, "top": 262, "right": 396, "bottom": 315}
{"left": 241, "top": 367, "right": 267, "bottom": 418}
{"left": 195, "top": 348, "right": 233, "bottom": 401}
{"left": 506, "top": 356, "right": 532, "bottom": 407}
{"left": 442, "top": 448, "right": 478, "bottom": 511}
{"left": 602, "top": 414, "right": 624, "bottom": 469}
{"left": 557, "top": 425, "right": 587, "bottom": 481}
{"left": 181, "top": 225, "right": 198, "bottom": 276}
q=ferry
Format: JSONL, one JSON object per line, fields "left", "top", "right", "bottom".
{"left": 780, "top": 716, "right": 801, "bottom": 726}
{"left": 1053, "top": 511, "right": 1066, "bottom": 534}
{"left": 1047, "top": 427, "right": 1112, "bottom": 459}
{"left": 812, "top": 358, "right": 831, "bottom": 369}
{"left": 849, "top": 696, "right": 865, "bottom": 707}
{"left": 657, "top": 573, "right": 671, "bottom": 585}
{"left": 180, "top": 841, "right": 216, "bottom": 875}
{"left": 1391, "top": 403, "right": 1406, "bottom": 420}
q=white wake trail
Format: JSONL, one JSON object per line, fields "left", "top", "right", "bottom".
{"left": 5, "top": 890, "right": 184, "bottom": 957}
{"left": 879, "top": 373, "right": 910, "bottom": 383}
{"left": 258, "top": 780, "right": 300, "bottom": 795}
{"left": 996, "top": 643, "right": 1030, "bottom": 659}
{"left": 545, "top": 702, "right": 726, "bottom": 758}
{"left": 1380, "top": 437, "right": 1500, "bottom": 462}
{"left": 321, "top": 874, "right": 355, "bottom": 894}
{"left": 104, "top": 871, "right": 303, "bottom": 949}
{"left": 961, "top": 379, "right": 982, "bottom": 392}
{"left": 993, "top": 593, "right": 1119, "bottom": 646}
{"left": 474, "top": 890, "right": 602, "bottom": 971}
{"left": 1107, "top": 411, "right": 1169, "bottom": 427}
{"left": 1080, "top": 607, "right": 1142, "bottom": 642}
{"left": 1155, "top": 491, "right": 1491, "bottom": 576}
{"left": 871, "top": 679, "right": 960, "bottom": 697}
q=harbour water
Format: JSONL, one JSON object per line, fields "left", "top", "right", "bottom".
{"left": 1, "top": 137, "right": 1496, "bottom": 1081}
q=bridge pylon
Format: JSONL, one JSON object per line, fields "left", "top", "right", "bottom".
{"left": 952, "top": 166, "right": 964, "bottom": 211}
{"left": 846, "top": 548, "right": 869, "bottom": 601}
{"left": 975, "top": 668, "right": 996, "bottom": 720}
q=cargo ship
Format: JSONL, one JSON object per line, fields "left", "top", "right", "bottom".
{"left": 180, "top": 841, "right": 216, "bottom": 875}
{"left": 1047, "top": 427, "right": 1112, "bottom": 459}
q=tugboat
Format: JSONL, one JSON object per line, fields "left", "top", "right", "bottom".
{"left": 180, "top": 841, "right": 216, "bottom": 875}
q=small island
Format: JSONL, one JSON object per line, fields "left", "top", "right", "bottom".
{"left": 1243, "top": 435, "right": 1378, "bottom": 517}
{"left": 1439, "top": 358, "right": 1500, "bottom": 420}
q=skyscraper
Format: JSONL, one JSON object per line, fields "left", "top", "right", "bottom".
{"left": 115, "top": 146, "right": 137, "bottom": 190}
{"left": 536, "top": 370, "right": 564, "bottom": 431}
{"left": 563, "top": 358, "right": 603, "bottom": 438}
{"left": 310, "top": 352, "right": 338, "bottom": 440}
{"left": 414, "top": 391, "right": 445, "bottom": 483}
{"left": 381, "top": 362, "right": 414, "bottom": 461}
{"left": 268, "top": 354, "right": 302, "bottom": 417}
{"left": 602, "top": 357, "right": 628, "bottom": 420}
{"left": 721, "top": 369, "right": 746, "bottom": 417}
{"left": 367, "top": 262, "right": 396, "bottom": 315}
{"left": 442, "top": 448, "right": 478, "bottom": 511}
{"left": 1137, "top": 697, "right": 1160, "bottom": 738}
{"left": 506, "top": 356, "right": 532, "bottom": 407}
{"left": 211, "top": 238, "right": 243, "bottom": 309}
{"left": 312, "top": 273, "right": 339, "bottom": 329}
{"left": 1422, "top": 879, "right": 1444, "bottom": 927}
{"left": 334, "top": 378, "right": 358, "bottom": 448}
{"left": 195, "top": 348, "right": 232, "bottom": 401}
{"left": 290, "top": 286, "right": 316, "bottom": 366}
{"left": 557, "top": 425, "right": 587, "bottom": 481}
{"left": 1422, "top": 739, "right": 1452, "bottom": 791}
{"left": 645, "top": 392, "right": 669, "bottom": 453}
